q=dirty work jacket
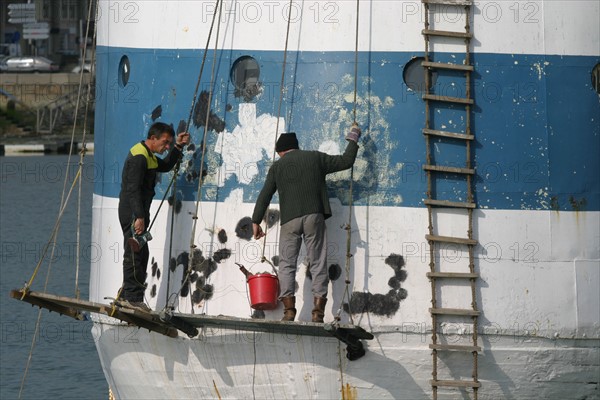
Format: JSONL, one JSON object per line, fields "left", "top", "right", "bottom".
{"left": 252, "top": 140, "right": 359, "bottom": 226}
{"left": 118, "top": 141, "right": 182, "bottom": 226}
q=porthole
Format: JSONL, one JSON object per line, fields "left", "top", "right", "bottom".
{"left": 118, "top": 55, "right": 130, "bottom": 88}
{"left": 230, "top": 56, "right": 260, "bottom": 101}
{"left": 592, "top": 63, "right": 600, "bottom": 94}
{"left": 403, "top": 56, "right": 437, "bottom": 93}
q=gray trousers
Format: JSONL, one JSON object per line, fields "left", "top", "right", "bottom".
{"left": 278, "top": 213, "right": 328, "bottom": 298}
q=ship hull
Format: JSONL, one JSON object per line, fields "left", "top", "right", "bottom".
{"left": 90, "top": 0, "right": 600, "bottom": 398}
{"left": 92, "top": 322, "right": 598, "bottom": 399}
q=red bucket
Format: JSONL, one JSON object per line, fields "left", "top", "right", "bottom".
{"left": 247, "top": 273, "right": 279, "bottom": 310}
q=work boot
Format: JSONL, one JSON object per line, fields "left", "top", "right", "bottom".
{"left": 119, "top": 299, "right": 152, "bottom": 313}
{"left": 312, "top": 296, "right": 327, "bottom": 323}
{"left": 281, "top": 296, "right": 296, "bottom": 321}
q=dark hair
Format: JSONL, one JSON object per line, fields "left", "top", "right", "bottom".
{"left": 147, "top": 122, "right": 175, "bottom": 139}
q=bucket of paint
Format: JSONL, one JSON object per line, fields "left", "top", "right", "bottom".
{"left": 247, "top": 273, "right": 279, "bottom": 310}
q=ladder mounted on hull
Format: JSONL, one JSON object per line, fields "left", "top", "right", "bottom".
{"left": 421, "top": 0, "right": 481, "bottom": 398}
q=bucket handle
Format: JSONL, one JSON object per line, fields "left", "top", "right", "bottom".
{"left": 259, "top": 256, "right": 278, "bottom": 276}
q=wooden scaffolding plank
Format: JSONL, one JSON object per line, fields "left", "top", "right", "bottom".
{"left": 11, "top": 289, "right": 179, "bottom": 338}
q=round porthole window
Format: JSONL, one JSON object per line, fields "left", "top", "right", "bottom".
{"left": 403, "top": 56, "right": 437, "bottom": 93}
{"left": 230, "top": 56, "right": 260, "bottom": 101}
{"left": 592, "top": 63, "right": 600, "bottom": 94}
{"left": 118, "top": 55, "right": 130, "bottom": 88}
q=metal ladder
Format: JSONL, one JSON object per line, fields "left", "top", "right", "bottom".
{"left": 421, "top": 0, "right": 481, "bottom": 398}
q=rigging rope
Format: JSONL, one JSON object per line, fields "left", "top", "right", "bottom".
{"left": 259, "top": 0, "right": 296, "bottom": 262}
{"left": 334, "top": 0, "right": 360, "bottom": 327}
{"left": 165, "top": 0, "right": 224, "bottom": 311}
{"left": 74, "top": 0, "right": 99, "bottom": 300}
{"left": 19, "top": 3, "right": 97, "bottom": 396}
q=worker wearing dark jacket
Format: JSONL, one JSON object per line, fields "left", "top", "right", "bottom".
{"left": 118, "top": 122, "right": 189, "bottom": 311}
{"left": 252, "top": 125, "right": 361, "bottom": 322}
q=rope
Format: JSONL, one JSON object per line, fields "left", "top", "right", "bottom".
{"left": 335, "top": 0, "right": 360, "bottom": 327}
{"left": 259, "top": 0, "right": 295, "bottom": 262}
{"left": 19, "top": 2, "right": 97, "bottom": 394}
{"left": 20, "top": 170, "right": 82, "bottom": 295}
{"left": 165, "top": 0, "right": 224, "bottom": 312}
{"left": 74, "top": 0, "right": 98, "bottom": 300}
{"left": 162, "top": 0, "right": 222, "bottom": 310}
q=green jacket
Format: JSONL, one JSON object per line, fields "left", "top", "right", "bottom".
{"left": 252, "top": 141, "right": 359, "bottom": 226}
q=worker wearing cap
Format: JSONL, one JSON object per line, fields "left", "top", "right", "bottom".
{"left": 252, "top": 124, "right": 361, "bottom": 323}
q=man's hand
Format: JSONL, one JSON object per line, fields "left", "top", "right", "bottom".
{"left": 253, "top": 223, "right": 265, "bottom": 240}
{"left": 176, "top": 132, "right": 190, "bottom": 147}
{"left": 134, "top": 217, "right": 145, "bottom": 235}
{"left": 345, "top": 123, "right": 361, "bottom": 143}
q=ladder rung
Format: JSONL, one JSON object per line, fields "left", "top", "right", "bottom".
{"left": 424, "top": 199, "right": 476, "bottom": 209}
{"left": 423, "top": 128, "right": 474, "bottom": 140}
{"left": 423, "top": 94, "right": 474, "bottom": 105}
{"left": 427, "top": 272, "right": 479, "bottom": 279}
{"left": 422, "top": 61, "right": 474, "bottom": 72}
{"left": 426, "top": 234, "right": 477, "bottom": 246}
{"left": 422, "top": 29, "right": 473, "bottom": 39}
{"left": 423, "top": 165, "right": 475, "bottom": 175}
{"left": 423, "top": 0, "right": 473, "bottom": 5}
{"left": 431, "top": 379, "right": 481, "bottom": 388}
{"left": 430, "top": 307, "right": 480, "bottom": 317}
{"left": 430, "top": 344, "right": 481, "bottom": 352}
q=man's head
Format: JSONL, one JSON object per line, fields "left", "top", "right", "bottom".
{"left": 275, "top": 132, "right": 299, "bottom": 156}
{"left": 146, "top": 122, "right": 175, "bottom": 154}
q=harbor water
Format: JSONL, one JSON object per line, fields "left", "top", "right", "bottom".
{"left": 1, "top": 155, "right": 107, "bottom": 399}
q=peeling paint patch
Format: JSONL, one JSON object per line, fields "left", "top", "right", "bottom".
{"left": 213, "top": 103, "right": 281, "bottom": 187}
{"left": 151, "top": 105, "right": 162, "bottom": 121}
{"left": 167, "top": 191, "right": 183, "bottom": 213}
{"left": 217, "top": 229, "right": 228, "bottom": 244}
{"left": 264, "top": 208, "right": 280, "bottom": 228}
{"left": 344, "top": 253, "right": 407, "bottom": 317}
{"left": 213, "top": 248, "right": 232, "bottom": 263}
{"left": 235, "top": 217, "right": 254, "bottom": 240}
{"left": 193, "top": 91, "right": 226, "bottom": 132}
{"left": 328, "top": 264, "right": 342, "bottom": 281}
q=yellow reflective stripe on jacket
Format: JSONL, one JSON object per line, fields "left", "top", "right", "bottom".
{"left": 129, "top": 142, "right": 158, "bottom": 169}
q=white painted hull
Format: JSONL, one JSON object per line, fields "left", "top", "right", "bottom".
{"left": 92, "top": 321, "right": 598, "bottom": 399}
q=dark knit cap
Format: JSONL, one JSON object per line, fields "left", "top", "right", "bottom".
{"left": 275, "top": 132, "right": 299, "bottom": 152}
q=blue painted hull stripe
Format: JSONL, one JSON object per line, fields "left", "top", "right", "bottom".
{"left": 93, "top": 47, "right": 600, "bottom": 212}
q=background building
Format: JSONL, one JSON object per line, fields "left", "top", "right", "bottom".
{"left": 1, "top": 0, "right": 94, "bottom": 66}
